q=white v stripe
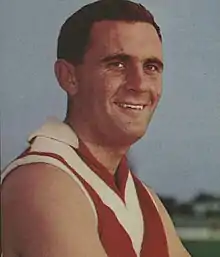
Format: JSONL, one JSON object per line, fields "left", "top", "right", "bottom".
{"left": 2, "top": 136, "right": 144, "bottom": 256}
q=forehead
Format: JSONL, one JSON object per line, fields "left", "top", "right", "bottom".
{"left": 87, "top": 20, "right": 163, "bottom": 61}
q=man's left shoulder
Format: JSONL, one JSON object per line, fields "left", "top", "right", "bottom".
{"left": 144, "top": 186, "right": 191, "bottom": 257}
{"left": 129, "top": 175, "right": 191, "bottom": 257}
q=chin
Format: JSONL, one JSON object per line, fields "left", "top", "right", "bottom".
{"left": 121, "top": 125, "right": 148, "bottom": 145}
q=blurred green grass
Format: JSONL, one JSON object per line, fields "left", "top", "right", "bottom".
{"left": 183, "top": 240, "right": 220, "bottom": 257}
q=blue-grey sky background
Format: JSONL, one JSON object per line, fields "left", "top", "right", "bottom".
{"left": 1, "top": 0, "right": 220, "bottom": 201}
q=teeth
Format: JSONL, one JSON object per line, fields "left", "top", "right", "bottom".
{"left": 118, "top": 103, "right": 144, "bottom": 110}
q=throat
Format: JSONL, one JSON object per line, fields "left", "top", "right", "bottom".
{"left": 64, "top": 116, "right": 129, "bottom": 174}
{"left": 86, "top": 143, "right": 125, "bottom": 175}
{"left": 78, "top": 138, "right": 127, "bottom": 175}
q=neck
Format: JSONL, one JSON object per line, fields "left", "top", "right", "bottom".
{"left": 65, "top": 116, "right": 129, "bottom": 175}
{"left": 82, "top": 141, "right": 127, "bottom": 175}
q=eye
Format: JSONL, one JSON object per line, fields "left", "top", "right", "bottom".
{"left": 144, "top": 64, "right": 159, "bottom": 73}
{"left": 107, "top": 61, "right": 125, "bottom": 70}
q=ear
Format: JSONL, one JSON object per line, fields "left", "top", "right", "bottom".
{"left": 54, "top": 59, "right": 78, "bottom": 96}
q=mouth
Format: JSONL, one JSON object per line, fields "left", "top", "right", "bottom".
{"left": 115, "top": 102, "right": 152, "bottom": 111}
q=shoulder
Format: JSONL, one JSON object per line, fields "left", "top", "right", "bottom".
{"left": 2, "top": 162, "right": 96, "bottom": 222}
{"left": 2, "top": 162, "right": 94, "bottom": 207}
{"left": 144, "top": 185, "right": 191, "bottom": 257}
{"left": 1, "top": 163, "right": 102, "bottom": 257}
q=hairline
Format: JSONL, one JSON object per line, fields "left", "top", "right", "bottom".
{"left": 72, "top": 20, "right": 162, "bottom": 65}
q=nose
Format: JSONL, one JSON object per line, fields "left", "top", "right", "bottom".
{"left": 125, "top": 64, "right": 151, "bottom": 93}
{"left": 125, "top": 63, "right": 162, "bottom": 101}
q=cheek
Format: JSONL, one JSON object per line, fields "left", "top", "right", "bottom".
{"left": 98, "top": 72, "right": 122, "bottom": 97}
{"left": 104, "top": 73, "right": 124, "bottom": 94}
{"left": 157, "top": 84, "right": 162, "bottom": 99}
{"left": 150, "top": 77, "right": 162, "bottom": 107}
{"left": 79, "top": 72, "right": 102, "bottom": 97}
{"left": 158, "top": 78, "right": 163, "bottom": 97}
{"left": 154, "top": 75, "right": 163, "bottom": 94}
{"left": 87, "top": 76, "right": 111, "bottom": 109}
{"left": 81, "top": 70, "right": 123, "bottom": 109}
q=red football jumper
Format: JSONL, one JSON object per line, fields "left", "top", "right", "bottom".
{"left": 2, "top": 119, "right": 169, "bottom": 257}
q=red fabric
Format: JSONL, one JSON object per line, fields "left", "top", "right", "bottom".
{"left": 132, "top": 174, "right": 169, "bottom": 257}
{"left": 76, "top": 139, "right": 129, "bottom": 202}
{"left": 17, "top": 144, "right": 169, "bottom": 257}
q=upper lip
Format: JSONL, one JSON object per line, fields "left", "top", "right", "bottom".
{"left": 114, "top": 101, "right": 152, "bottom": 106}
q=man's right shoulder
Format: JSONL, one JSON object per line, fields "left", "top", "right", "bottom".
{"left": 2, "top": 162, "right": 93, "bottom": 210}
{"left": 1, "top": 163, "right": 103, "bottom": 257}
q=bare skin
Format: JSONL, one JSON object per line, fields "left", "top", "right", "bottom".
{"left": 1, "top": 21, "right": 191, "bottom": 257}
{"left": 2, "top": 164, "right": 190, "bottom": 257}
{"left": 56, "top": 21, "right": 163, "bottom": 174}
{"left": 2, "top": 164, "right": 108, "bottom": 257}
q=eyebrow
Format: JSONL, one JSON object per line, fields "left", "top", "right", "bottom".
{"left": 100, "top": 53, "right": 164, "bottom": 70}
{"left": 100, "top": 53, "right": 130, "bottom": 63}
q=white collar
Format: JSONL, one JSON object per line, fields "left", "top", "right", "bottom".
{"left": 28, "top": 117, "right": 79, "bottom": 148}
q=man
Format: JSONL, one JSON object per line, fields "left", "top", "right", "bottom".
{"left": 1, "top": 0, "right": 191, "bottom": 256}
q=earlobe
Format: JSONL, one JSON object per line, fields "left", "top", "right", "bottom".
{"left": 54, "top": 59, "right": 78, "bottom": 96}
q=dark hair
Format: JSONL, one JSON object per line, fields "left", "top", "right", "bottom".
{"left": 57, "top": 0, "right": 162, "bottom": 65}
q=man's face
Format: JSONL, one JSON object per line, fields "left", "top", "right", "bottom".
{"left": 73, "top": 21, "right": 163, "bottom": 147}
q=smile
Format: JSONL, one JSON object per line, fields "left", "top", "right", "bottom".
{"left": 115, "top": 103, "right": 146, "bottom": 110}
